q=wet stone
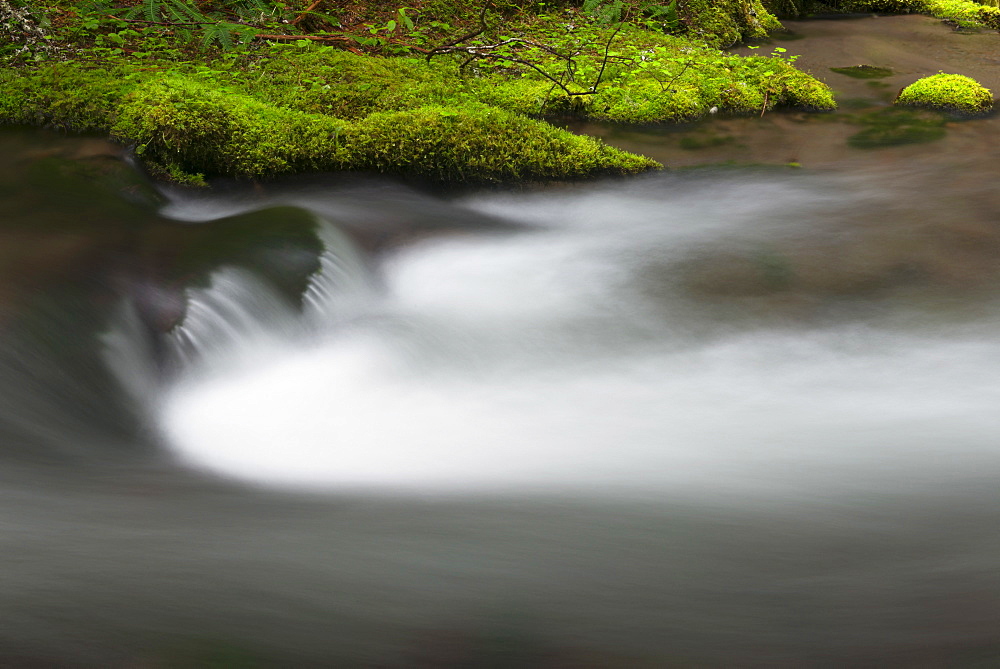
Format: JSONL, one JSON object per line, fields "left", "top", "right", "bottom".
{"left": 847, "top": 108, "right": 947, "bottom": 149}
{"left": 830, "top": 65, "right": 895, "bottom": 79}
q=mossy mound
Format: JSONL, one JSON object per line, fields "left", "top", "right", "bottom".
{"left": 115, "top": 76, "right": 660, "bottom": 183}
{"left": 0, "top": 66, "right": 658, "bottom": 184}
{"left": 345, "top": 104, "right": 658, "bottom": 182}
{"left": 112, "top": 77, "right": 348, "bottom": 180}
{"left": 679, "top": 0, "right": 782, "bottom": 47}
{"left": 0, "top": 63, "right": 122, "bottom": 132}
{"left": 894, "top": 73, "right": 993, "bottom": 115}
{"left": 558, "top": 34, "right": 835, "bottom": 123}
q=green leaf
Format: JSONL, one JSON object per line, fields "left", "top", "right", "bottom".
{"left": 398, "top": 8, "right": 414, "bottom": 31}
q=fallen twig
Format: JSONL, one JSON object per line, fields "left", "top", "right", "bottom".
{"left": 290, "top": 0, "right": 322, "bottom": 26}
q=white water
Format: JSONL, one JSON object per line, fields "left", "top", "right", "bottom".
{"left": 159, "top": 173, "right": 1000, "bottom": 498}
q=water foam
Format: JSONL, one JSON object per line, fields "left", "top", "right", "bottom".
{"left": 158, "top": 174, "right": 1000, "bottom": 497}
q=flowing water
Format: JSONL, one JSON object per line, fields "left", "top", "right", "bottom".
{"left": 5, "top": 15, "right": 1000, "bottom": 667}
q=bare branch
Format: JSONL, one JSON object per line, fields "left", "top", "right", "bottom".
{"left": 290, "top": 0, "right": 322, "bottom": 26}
{"left": 591, "top": 21, "right": 623, "bottom": 92}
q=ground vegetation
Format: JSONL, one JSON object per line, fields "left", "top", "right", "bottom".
{"left": 0, "top": 0, "right": 993, "bottom": 182}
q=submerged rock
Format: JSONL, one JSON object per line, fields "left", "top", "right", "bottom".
{"left": 829, "top": 65, "right": 894, "bottom": 79}
{"left": 848, "top": 108, "right": 947, "bottom": 148}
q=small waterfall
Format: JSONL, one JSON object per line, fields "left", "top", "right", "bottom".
{"left": 168, "top": 267, "right": 300, "bottom": 369}
{"left": 165, "top": 217, "right": 376, "bottom": 373}
{"left": 302, "top": 219, "right": 378, "bottom": 330}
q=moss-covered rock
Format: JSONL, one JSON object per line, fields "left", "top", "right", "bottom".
{"left": 113, "top": 77, "right": 348, "bottom": 179}
{"left": 577, "top": 56, "right": 835, "bottom": 123}
{"left": 922, "top": 0, "right": 1000, "bottom": 29}
{"left": 894, "top": 73, "right": 993, "bottom": 114}
{"left": 112, "top": 76, "right": 659, "bottom": 183}
{"left": 774, "top": 67, "right": 839, "bottom": 110}
{"left": 0, "top": 63, "right": 122, "bottom": 131}
{"left": 679, "top": 0, "right": 782, "bottom": 47}
{"left": 764, "top": 0, "right": 1000, "bottom": 30}
{"left": 0, "top": 63, "right": 660, "bottom": 183}
{"left": 345, "top": 104, "right": 659, "bottom": 182}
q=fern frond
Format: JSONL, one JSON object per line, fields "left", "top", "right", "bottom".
{"left": 166, "top": 0, "right": 205, "bottom": 22}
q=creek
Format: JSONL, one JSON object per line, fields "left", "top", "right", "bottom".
{"left": 4, "top": 14, "right": 1000, "bottom": 667}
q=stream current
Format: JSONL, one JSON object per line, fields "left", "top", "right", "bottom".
{"left": 4, "top": 14, "right": 1000, "bottom": 667}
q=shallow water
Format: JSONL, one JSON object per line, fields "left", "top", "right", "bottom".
{"left": 4, "top": 15, "right": 1000, "bottom": 667}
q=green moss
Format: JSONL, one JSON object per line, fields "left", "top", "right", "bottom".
{"left": 0, "top": 64, "right": 655, "bottom": 183}
{"left": 894, "top": 73, "right": 993, "bottom": 114}
{"left": 540, "top": 32, "right": 835, "bottom": 121}
{"left": 920, "top": 0, "right": 1000, "bottom": 28}
{"left": 774, "top": 67, "right": 838, "bottom": 109}
{"left": 838, "top": 0, "right": 923, "bottom": 10}
{"left": 244, "top": 50, "right": 466, "bottom": 120}
{"left": 765, "top": 0, "right": 1000, "bottom": 29}
{"left": 468, "top": 78, "right": 556, "bottom": 116}
{"left": 590, "top": 77, "right": 707, "bottom": 123}
{"left": 678, "top": 0, "right": 782, "bottom": 47}
{"left": 344, "top": 104, "right": 660, "bottom": 182}
{"left": 240, "top": 36, "right": 834, "bottom": 126}
{"left": 112, "top": 77, "right": 347, "bottom": 178}
{"left": 0, "top": 63, "right": 124, "bottom": 131}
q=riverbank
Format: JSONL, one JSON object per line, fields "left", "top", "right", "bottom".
{"left": 0, "top": 0, "right": 995, "bottom": 183}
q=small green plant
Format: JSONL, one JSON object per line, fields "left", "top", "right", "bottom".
{"left": 639, "top": 0, "right": 680, "bottom": 33}
{"left": 582, "top": 0, "right": 625, "bottom": 25}
{"left": 746, "top": 45, "right": 802, "bottom": 114}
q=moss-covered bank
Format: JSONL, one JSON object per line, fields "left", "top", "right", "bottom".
{"left": 764, "top": 0, "right": 1000, "bottom": 30}
{"left": 0, "top": 28, "right": 840, "bottom": 182}
{"left": 0, "top": 0, "right": 839, "bottom": 183}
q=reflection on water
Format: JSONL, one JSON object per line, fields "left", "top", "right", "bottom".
{"left": 4, "top": 16, "right": 1000, "bottom": 665}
